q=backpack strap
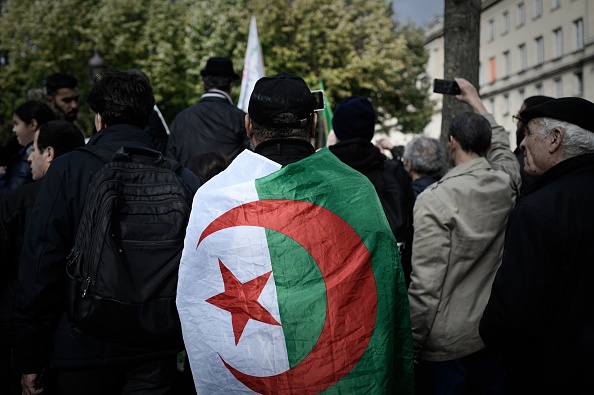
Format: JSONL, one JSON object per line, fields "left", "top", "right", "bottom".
{"left": 77, "top": 145, "right": 116, "bottom": 164}
{"left": 79, "top": 144, "right": 184, "bottom": 174}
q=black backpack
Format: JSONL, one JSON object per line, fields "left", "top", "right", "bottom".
{"left": 66, "top": 145, "right": 193, "bottom": 343}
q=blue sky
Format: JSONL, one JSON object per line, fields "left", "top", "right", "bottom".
{"left": 392, "top": 0, "right": 444, "bottom": 26}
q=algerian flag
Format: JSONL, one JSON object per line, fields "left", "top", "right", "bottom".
{"left": 237, "top": 15, "right": 265, "bottom": 112}
{"left": 176, "top": 148, "right": 413, "bottom": 394}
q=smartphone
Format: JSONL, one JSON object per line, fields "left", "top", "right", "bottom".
{"left": 311, "top": 90, "right": 325, "bottom": 111}
{"left": 433, "top": 79, "right": 461, "bottom": 95}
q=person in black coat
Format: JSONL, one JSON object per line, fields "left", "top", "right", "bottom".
{"left": 12, "top": 73, "right": 200, "bottom": 395}
{"left": 328, "top": 96, "right": 414, "bottom": 286}
{"left": 0, "top": 120, "right": 84, "bottom": 395}
{"left": 480, "top": 97, "right": 594, "bottom": 394}
{"left": 166, "top": 57, "right": 249, "bottom": 166}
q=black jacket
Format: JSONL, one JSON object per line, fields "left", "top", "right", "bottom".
{"left": 13, "top": 124, "right": 200, "bottom": 372}
{"left": 480, "top": 153, "right": 594, "bottom": 394}
{"left": 0, "top": 181, "right": 42, "bottom": 346}
{"left": 166, "top": 91, "right": 249, "bottom": 166}
{"left": 0, "top": 143, "right": 33, "bottom": 197}
{"left": 329, "top": 139, "right": 414, "bottom": 285}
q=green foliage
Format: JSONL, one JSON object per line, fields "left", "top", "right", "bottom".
{"left": 0, "top": 0, "right": 433, "bottom": 141}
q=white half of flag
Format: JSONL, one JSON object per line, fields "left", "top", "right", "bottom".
{"left": 237, "top": 15, "right": 265, "bottom": 112}
{"left": 177, "top": 151, "right": 285, "bottom": 393}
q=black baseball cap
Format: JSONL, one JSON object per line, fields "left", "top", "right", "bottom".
{"left": 248, "top": 72, "right": 314, "bottom": 128}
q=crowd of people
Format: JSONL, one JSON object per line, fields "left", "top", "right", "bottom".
{"left": 0, "top": 56, "right": 593, "bottom": 395}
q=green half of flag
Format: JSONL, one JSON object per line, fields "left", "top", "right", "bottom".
{"left": 255, "top": 148, "right": 414, "bottom": 394}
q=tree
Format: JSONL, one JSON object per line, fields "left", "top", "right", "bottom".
{"left": 440, "top": 0, "right": 481, "bottom": 143}
{"left": 0, "top": 0, "right": 433, "bottom": 141}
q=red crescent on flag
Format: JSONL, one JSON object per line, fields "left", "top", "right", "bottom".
{"left": 197, "top": 199, "right": 377, "bottom": 394}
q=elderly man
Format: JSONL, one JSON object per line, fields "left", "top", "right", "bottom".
{"left": 176, "top": 72, "right": 413, "bottom": 394}
{"left": 402, "top": 136, "right": 448, "bottom": 199}
{"left": 480, "top": 97, "right": 594, "bottom": 394}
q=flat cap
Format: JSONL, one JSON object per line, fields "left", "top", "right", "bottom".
{"left": 520, "top": 97, "right": 594, "bottom": 133}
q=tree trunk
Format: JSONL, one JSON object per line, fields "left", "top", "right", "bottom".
{"left": 440, "top": 0, "right": 482, "bottom": 144}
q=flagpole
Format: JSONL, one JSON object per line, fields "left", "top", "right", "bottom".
{"left": 237, "top": 15, "right": 265, "bottom": 112}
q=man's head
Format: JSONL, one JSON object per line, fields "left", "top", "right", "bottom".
{"left": 201, "top": 57, "right": 239, "bottom": 93}
{"left": 87, "top": 72, "right": 155, "bottom": 130}
{"left": 514, "top": 95, "right": 554, "bottom": 146}
{"left": 332, "top": 96, "right": 376, "bottom": 142}
{"left": 519, "top": 97, "right": 594, "bottom": 176}
{"left": 45, "top": 73, "right": 80, "bottom": 122}
{"left": 448, "top": 112, "right": 492, "bottom": 165}
{"left": 403, "top": 136, "right": 447, "bottom": 180}
{"left": 246, "top": 72, "right": 316, "bottom": 146}
{"left": 28, "top": 120, "right": 85, "bottom": 180}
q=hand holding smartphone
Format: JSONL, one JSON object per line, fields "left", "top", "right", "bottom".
{"left": 433, "top": 79, "right": 461, "bottom": 95}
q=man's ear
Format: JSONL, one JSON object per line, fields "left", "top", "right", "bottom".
{"left": 46, "top": 95, "right": 54, "bottom": 104}
{"left": 548, "top": 128, "right": 564, "bottom": 154}
{"left": 245, "top": 114, "right": 259, "bottom": 147}
{"left": 45, "top": 146, "right": 56, "bottom": 162}
{"left": 30, "top": 118, "right": 39, "bottom": 131}
{"left": 95, "top": 113, "right": 106, "bottom": 131}
{"left": 245, "top": 114, "right": 253, "bottom": 139}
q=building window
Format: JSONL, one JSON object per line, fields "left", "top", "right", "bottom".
{"left": 489, "top": 57, "right": 496, "bottom": 83}
{"left": 535, "top": 0, "right": 543, "bottom": 18}
{"left": 519, "top": 44, "right": 527, "bottom": 71}
{"left": 536, "top": 83, "right": 543, "bottom": 95}
{"left": 518, "top": 3, "right": 526, "bottom": 26}
{"left": 574, "top": 19, "right": 584, "bottom": 50}
{"left": 555, "top": 78, "right": 563, "bottom": 97}
{"left": 519, "top": 89, "right": 525, "bottom": 102}
{"left": 574, "top": 72, "right": 583, "bottom": 96}
{"left": 503, "top": 94, "right": 510, "bottom": 115}
{"left": 552, "top": 0, "right": 560, "bottom": 10}
{"left": 502, "top": 11, "right": 510, "bottom": 34}
{"left": 488, "top": 19, "right": 495, "bottom": 41}
{"left": 536, "top": 36, "right": 544, "bottom": 65}
{"left": 503, "top": 51, "right": 511, "bottom": 77}
{"left": 553, "top": 28, "right": 563, "bottom": 58}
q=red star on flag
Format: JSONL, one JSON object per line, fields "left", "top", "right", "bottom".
{"left": 206, "top": 259, "right": 281, "bottom": 345}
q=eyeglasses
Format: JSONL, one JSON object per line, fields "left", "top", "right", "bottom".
{"left": 512, "top": 115, "right": 526, "bottom": 124}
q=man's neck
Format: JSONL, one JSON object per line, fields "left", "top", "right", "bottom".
{"left": 452, "top": 151, "right": 481, "bottom": 167}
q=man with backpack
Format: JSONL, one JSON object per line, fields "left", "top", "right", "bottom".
{"left": 13, "top": 72, "right": 200, "bottom": 395}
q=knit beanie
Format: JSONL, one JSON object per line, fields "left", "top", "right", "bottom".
{"left": 332, "top": 96, "right": 376, "bottom": 141}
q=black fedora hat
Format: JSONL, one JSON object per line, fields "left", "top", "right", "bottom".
{"left": 200, "top": 57, "right": 240, "bottom": 80}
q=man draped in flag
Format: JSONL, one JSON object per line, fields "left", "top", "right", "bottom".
{"left": 177, "top": 72, "right": 414, "bottom": 394}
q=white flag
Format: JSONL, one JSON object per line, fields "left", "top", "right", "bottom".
{"left": 237, "top": 15, "right": 265, "bottom": 112}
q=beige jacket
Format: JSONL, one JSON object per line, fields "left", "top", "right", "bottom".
{"left": 408, "top": 113, "right": 520, "bottom": 361}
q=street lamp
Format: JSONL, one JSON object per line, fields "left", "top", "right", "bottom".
{"left": 87, "top": 49, "right": 107, "bottom": 83}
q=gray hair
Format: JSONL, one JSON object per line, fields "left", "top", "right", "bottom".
{"left": 403, "top": 136, "right": 447, "bottom": 178}
{"left": 534, "top": 117, "right": 594, "bottom": 158}
{"left": 250, "top": 113, "right": 313, "bottom": 145}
